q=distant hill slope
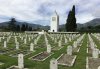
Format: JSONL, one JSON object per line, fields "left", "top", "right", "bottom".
{"left": 83, "top": 18, "right": 100, "bottom": 27}
{"left": 60, "top": 18, "right": 100, "bottom": 29}
{"left": 0, "top": 18, "right": 100, "bottom": 30}
{"left": 0, "top": 21, "right": 50, "bottom": 30}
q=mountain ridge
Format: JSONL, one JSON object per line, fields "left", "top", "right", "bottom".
{"left": 0, "top": 18, "right": 100, "bottom": 30}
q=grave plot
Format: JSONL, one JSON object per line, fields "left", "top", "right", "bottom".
{"left": 72, "top": 42, "right": 81, "bottom": 53}
{"left": 51, "top": 40, "right": 64, "bottom": 51}
{"left": 0, "top": 48, "right": 14, "bottom": 55}
{"left": 0, "top": 50, "right": 7, "bottom": 55}
{"left": 1, "top": 32, "right": 99, "bottom": 69}
{"left": 52, "top": 46, "right": 63, "bottom": 51}
{"left": 57, "top": 54, "right": 76, "bottom": 66}
{"left": 73, "top": 47, "right": 80, "bottom": 53}
{"left": 30, "top": 43, "right": 53, "bottom": 61}
{"left": 57, "top": 34, "right": 85, "bottom": 67}
{"left": 46, "top": 34, "right": 67, "bottom": 51}
{"left": 29, "top": 51, "right": 53, "bottom": 61}
{"left": 7, "top": 54, "right": 28, "bottom": 69}
{"left": 9, "top": 50, "right": 32, "bottom": 57}
{"left": 34, "top": 35, "right": 46, "bottom": 48}
{"left": 87, "top": 57, "right": 100, "bottom": 69}
{"left": 57, "top": 45, "right": 77, "bottom": 66}
{"left": 86, "top": 34, "right": 100, "bottom": 69}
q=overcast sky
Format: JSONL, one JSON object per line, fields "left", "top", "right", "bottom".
{"left": 0, "top": 0, "right": 100, "bottom": 25}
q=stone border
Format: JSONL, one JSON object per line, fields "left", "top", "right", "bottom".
{"left": 57, "top": 54, "right": 77, "bottom": 66}
{"left": 7, "top": 65, "right": 28, "bottom": 69}
{"left": 29, "top": 52, "right": 54, "bottom": 61}
{"left": 58, "top": 46, "right": 64, "bottom": 50}
{"left": 0, "top": 62, "right": 4, "bottom": 65}
{"left": 87, "top": 48, "right": 88, "bottom": 53}
{"left": 77, "top": 47, "right": 80, "bottom": 52}
{"left": 9, "top": 51, "right": 34, "bottom": 57}
{"left": 86, "top": 57, "right": 89, "bottom": 69}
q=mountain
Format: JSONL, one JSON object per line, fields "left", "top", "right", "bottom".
{"left": 0, "top": 21, "right": 50, "bottom": 30}
{"left": 83, "top": 18, "right": 100, "bottom": 27}
{"left": 60, "top": 18, "right": 100, "bottom": 29}
{"left": 77, "top": 18, "right": 100, "bottom": 29}
{"left": 0, "top": 18, "right": 100, "bottom": 30}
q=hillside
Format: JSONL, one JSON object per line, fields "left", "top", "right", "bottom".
{"left": 0, "top": 18, "right": 100, "bottom": 30}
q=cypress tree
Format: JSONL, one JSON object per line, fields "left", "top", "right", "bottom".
{"left": 65, "top": 5, "right": 77, "bottom": 32}
{"left": 16, "top": 25, "right": 20, "bottom": 31}
{"left": 8, "top": 18, "right": 16, "bottom": 31}
{"left": 21, "top": 24, "right": 26, "bottom": 31}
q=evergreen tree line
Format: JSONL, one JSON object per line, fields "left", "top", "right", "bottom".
{"left": 77, "top": 25, "right": 100, "bottom": 33}
{"left": 8, "top": 18, "right": 32, "bottom": 32}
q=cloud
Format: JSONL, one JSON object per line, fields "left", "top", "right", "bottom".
{"left": 0, "top": 0, "right": 99, "bottom": 25}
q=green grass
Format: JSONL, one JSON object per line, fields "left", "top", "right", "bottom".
{"left": 0, "top": 33, "right": 90, "bottom": 69}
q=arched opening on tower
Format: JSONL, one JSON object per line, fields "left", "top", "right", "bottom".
{"left": 53, "top": 30, "right": 54, "bottom": 32}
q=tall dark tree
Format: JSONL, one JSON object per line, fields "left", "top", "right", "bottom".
{"left": 16, "top": 25, "right": 20, "bottom": 31}
{"left": 65, "top": 5, "right": 77, "bottom": 32}
{"left": 25, "top": 24, "right": 28, "bottom": 31}
{"left": 21, "top": 24, "right": 26, "bottom": 31}
{"left": 8, "top": 18, "right": 16, "bottom": 31}
{"left": 28, "top": 26, "right": 32, "bottom": 31}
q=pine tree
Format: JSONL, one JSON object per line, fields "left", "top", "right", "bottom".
{"left": 28, "top": 26, "right": 32, "bottom": 31}
{"left": 25, "top": 24, "right": 28, "bottom": 31}
{"left": 8, "top": 18, "right": 16, "bottom": 31}
{"left": 16, "top": 25, "right": 20, "bottom": 31}
{"left": 21, "top": 24, "right": 26, "bottom": 31}
{"left": 65, "top": 5, "right": 77, "bottom": 32}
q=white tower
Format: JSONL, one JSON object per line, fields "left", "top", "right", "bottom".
{"left": 50, "top": 11, "right": 59, "bottom": 32}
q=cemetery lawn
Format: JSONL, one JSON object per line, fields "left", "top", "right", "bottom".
{"left": 0, "top": 33, "right": 93, "bottom": 69}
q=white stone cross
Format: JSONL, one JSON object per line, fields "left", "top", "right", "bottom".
{"left": 67, "top": 46, "right": 72, "bottom": 55}
{"left": 18, "top": 53, "right": 24, "bottom": 69}
{"left": 50, "top": 58, "right": 58, "bottom": 69}
{"left": 4, "top": 41, "right": 7, "bottom": 48}
{"left": 30, "top": 43, "right": 34, "bottom": 51}
{"left": 47, "top": 44, "right": 51, "bottom": 53}
{"left": 16, "top": 42, "right": 19, "bottom": 50}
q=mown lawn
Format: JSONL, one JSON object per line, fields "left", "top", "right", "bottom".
{"left": 0, "top": 34, "right": 88, "bottom": 69}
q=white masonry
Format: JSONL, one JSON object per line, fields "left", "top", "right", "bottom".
{"left": 50, "top": 11, "right": 59, "bottom": 32}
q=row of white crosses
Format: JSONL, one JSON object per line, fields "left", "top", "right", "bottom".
{"left": 44, "top": 33, "right": 51, "bottom": 53}
{"left": 0, "top": 36, "right": 5, "bottom": 42}
{"left": 2, "top": 36, "right": 34, "bottom": 52}
{"left": 47, "top": 33, "right": 82, "bottom": 48}
{"left": 92, "top": 33, "right": 100, "bottom": 41}
{"left": 17, "top": 38, "right": 76, "bottom": 69}
{"left": 73, "top": 34, "right": 85, "bottom": 48}
{"left": 47, "top": 34, "right": 63, "bottom": 44}
{"left": 34, "top": 34, "right": 41, "bottom": 45}
{"left": 47, "top": 33, "right": 63, "bottom": 47}
{"left": 88, "top": 34, "right": 100, "bottom": 69}
{"left": 4, "top": 39, "right": 34, "bottom": 52}
{"left": 50, "top": 34, "right": 85, "bottom": 69}
{"left": 68, "top": 34, "right": 85, "bottom": 55}
{"left": 17, "top": 53, "right": 57, "bottom": 69}
{"left": 88, "top": 34, "right": 99, "bottom": 58}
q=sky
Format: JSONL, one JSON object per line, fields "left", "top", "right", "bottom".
{"left": 0, "top": 0, "right": 100, "bottom": 26}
